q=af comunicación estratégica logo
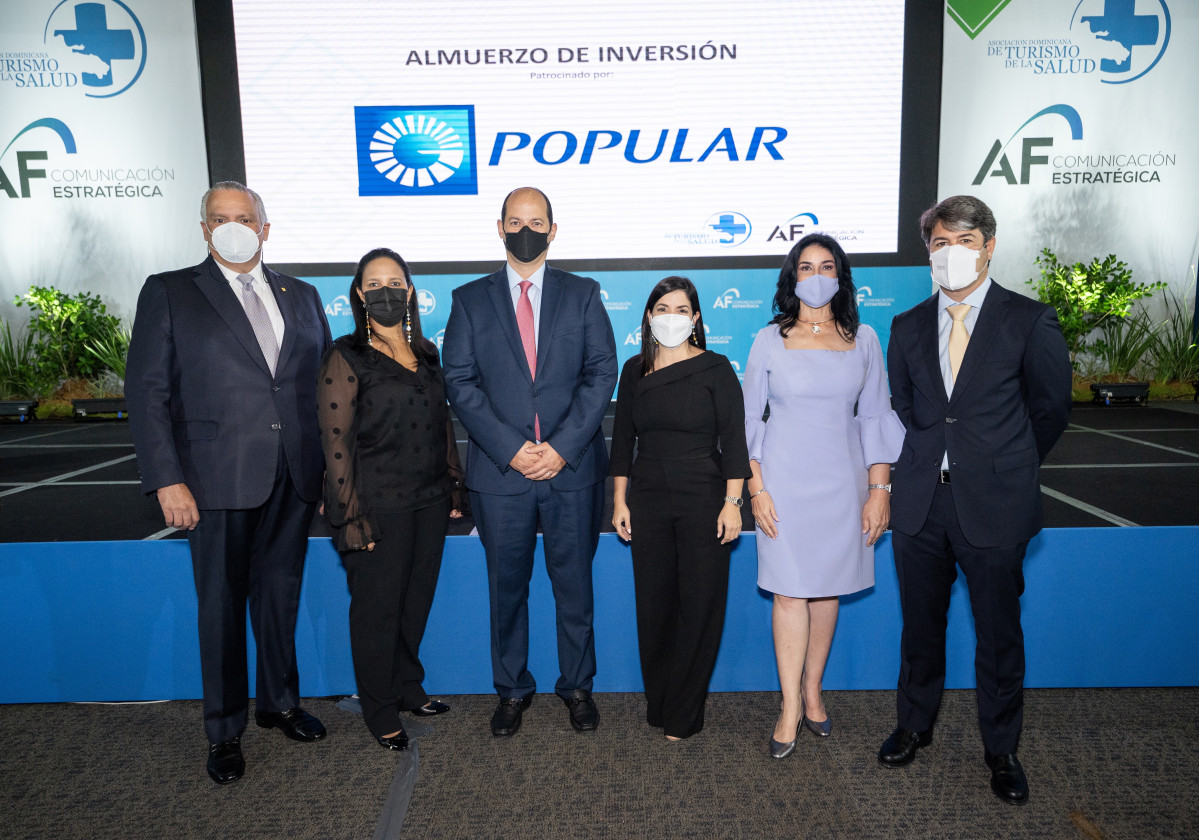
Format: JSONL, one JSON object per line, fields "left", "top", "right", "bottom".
{"left": 355, "top": 106, "right": 477, "bottom": 196}
{"left": 44, "top": 0, "right": 148, "bottom": 98}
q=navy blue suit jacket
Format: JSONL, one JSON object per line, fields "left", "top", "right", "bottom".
{"left": 126, "top": 256, "right": 332, "bottom": 509}
{"left": 886, "top": 282, "right": 1072, "bottom": 547}
{"left": 442, "top": 264, "right": 617, "bottom": 495}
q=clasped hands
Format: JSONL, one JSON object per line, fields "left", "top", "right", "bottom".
{"left": 509, "top": 440, "right": 566, "bottom": 481}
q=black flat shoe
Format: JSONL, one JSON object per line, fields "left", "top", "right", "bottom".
{"left": 491, "top": 696, "right": 532, "bottom": 737}
{"left": 206, "top": 737, "right": 244, "bottom": 784}
{"left": 878, "top": 727, "right": 932, "bottom": 767}
{"left": 377, "top": 730, "right": 410, "bottom": 750}
{"left": 255, "top": 707, "right": 327, "bottom": 742}
{"left": 411, "top": 699, "right": 451, "bottom": 716}
{"left": 986, "top": 752, "right": 1029, "bottom": 804}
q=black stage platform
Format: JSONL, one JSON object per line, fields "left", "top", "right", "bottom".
{"left": 2, "top": 403, "right": 1197, "bottom": 543}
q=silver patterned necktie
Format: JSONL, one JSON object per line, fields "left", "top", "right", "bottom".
{"left": 237, "top": 273, "right": 279, "bottom": 375}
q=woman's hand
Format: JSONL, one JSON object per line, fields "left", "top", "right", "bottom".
{"left": 861, "top": 490, "right": 890, "bottom": 546}
{"left": 751, "top": 490, "right": 780, "bottom": 540}
{"left": 449, "top": 509, "right": 463, "bottom": 519}
{"left": 613, "top": 502, "right": 633, "bottom": 541}
{"left": 716, "top": 501, "right": 742, "bottom": 545}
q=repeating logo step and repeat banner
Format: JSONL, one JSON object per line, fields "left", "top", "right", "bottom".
{"left": 0, "top": 0, "right": 210, "bottom": 322}
{"left": 939, "top": 0, "right": 1198, "bottom": 298}
{"left": 233, "top": 0, "right": 929, "bottom": 378}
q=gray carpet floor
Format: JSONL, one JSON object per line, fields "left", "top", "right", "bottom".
{"left": 2, "top": 688, "right": 1196, "bottom": 839}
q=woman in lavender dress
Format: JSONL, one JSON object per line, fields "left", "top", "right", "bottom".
{"left": 743, "top": 233, "right": 904, "bottom": 759}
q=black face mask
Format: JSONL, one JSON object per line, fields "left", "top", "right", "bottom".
{"left": 504, "top": 226, "right": 550, "bottom": 263}
{"left": 362, "top": 286, "right": 408, "bottom": 327}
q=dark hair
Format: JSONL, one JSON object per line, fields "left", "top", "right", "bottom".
{"left": 919, "top": 194, "right": 996, "bottom": 247}
{"left": 638, "top": 276, "right": 706, "bottom": 376}
{"left": 345, "top": 247, "right": 437, "bottom": 363}
{"left": 771, "top": 233, "right": 859, "bottom": 341}
{"left": 500, "top": 186, "right": 553, "bottom": 227}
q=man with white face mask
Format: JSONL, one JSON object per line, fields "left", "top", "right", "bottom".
{"left": 878, "top": 195, "right": 1071, "bottom": 805}
{"left": 126, "top": 181, "right": 332, "bottom": 784}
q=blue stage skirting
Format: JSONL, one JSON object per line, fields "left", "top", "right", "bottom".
{"left": 2, "top": 527, "right": 1196, "bottom": 703}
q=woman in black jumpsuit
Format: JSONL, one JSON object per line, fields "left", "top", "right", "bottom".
{"left": 317, "top": 247, "right": 466, "bottom": 750}
{"left": 610, "top": 276, "right": 750, "bottom": 739}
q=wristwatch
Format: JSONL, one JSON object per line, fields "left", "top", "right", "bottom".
{"left": 868, "top": 484, "right": 892, "bottom": 493}
{"left": 723, "top": 495, "right": 744, "bottom": 508}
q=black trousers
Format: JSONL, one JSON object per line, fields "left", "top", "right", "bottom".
{"left": 629, "top": 492, "right": 731, "bottom": 739}
{"left": 892, "top": 482, "right": 1029, "bottom": 755}
{"left": 342, "top": 498, "right": 451, "bottom": 738}
{"left": 187, "top": 449, "right": 315, "bottom": 744}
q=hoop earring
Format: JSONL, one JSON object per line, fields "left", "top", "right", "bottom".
{"left": 365, "top": 313, "right": 372, "bottom": 345}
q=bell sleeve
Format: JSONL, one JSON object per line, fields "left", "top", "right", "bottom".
{"left": 317, "top": 347, "right": 379, "bottom": 552}
{"left": 742, "top": 328, "right": 771, "bottom": 463}
{"left": 854, "top": 326, "right": 906, "bottom": 468}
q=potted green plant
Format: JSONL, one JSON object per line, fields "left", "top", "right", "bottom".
{"left": 1027, "top": 249, "right": 1165, "bottom": 405}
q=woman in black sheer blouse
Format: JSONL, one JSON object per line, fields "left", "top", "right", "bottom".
{"left": 609, "top": 276, "right": 750, "bottom": 740}
{"left": 317, "top": 247, "right": 465, "bottom": 751}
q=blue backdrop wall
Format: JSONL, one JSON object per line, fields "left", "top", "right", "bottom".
{"left": 2, "top": 527, "right": 1196, "bottom": 703}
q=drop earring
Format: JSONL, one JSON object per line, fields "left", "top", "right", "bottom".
{"left": 365, "top": 313, "right": 372, "bottom": 345}
{"left": 406, "top": 306, "right": 413, "bottom": 346}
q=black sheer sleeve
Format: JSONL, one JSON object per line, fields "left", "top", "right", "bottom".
{"left": 317, "top": 347, "right": 379, "bottom": 551}
{"left": 445, "top": 410, "right": 470, "bottom": 515}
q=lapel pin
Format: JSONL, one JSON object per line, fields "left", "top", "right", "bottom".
{"left": 281, "top": 287, "right": 287, "bottom": 291}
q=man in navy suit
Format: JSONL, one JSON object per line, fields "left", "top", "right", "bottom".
{"left": 443, "top": 187, "right": 617, "bottom": 737}
{"left": 878, "top": 195, "right": 1071, "bottom": 804}
{"left": 126, "top": 182, "right": 332, "bottom": 784}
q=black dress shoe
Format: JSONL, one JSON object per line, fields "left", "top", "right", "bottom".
{"left": 411, "top": 699, "right": 451, "bottom": 716}
{"left": 878, "top": 727, "right": 932, "bottom": 767}
{"left": 491, "top": 696, "right": 532, "bottom": 737}
{"left": 562, "top": 689, "right": 599, "bottom": 732}
{"left": 207, "top": 737, "right": 244, "bottom": 785}
{"left": 255, "top": 707, "right": 327, "bottom": 742}
{"left": 377, "top": 730, "right": 410, "bottom": 751}
{"left": 986, "top": 753, "right": 1029, "bottom": 804}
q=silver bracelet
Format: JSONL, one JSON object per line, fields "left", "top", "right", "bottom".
{"left": 868, "top": 483, "right": 892, "bottom": 493}
{"left": 750, "top": 488, "right": 768, "bottom": 498}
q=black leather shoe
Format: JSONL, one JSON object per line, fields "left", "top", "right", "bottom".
{"left": 986, "top": 752, "right": 1029, "bottom": 804}
{"left": 255, "top": 707, "right": 327, "bottom": 742}
{"left": 562, "top": 689, "right": 599, "bottom": 732}
{"left": 878, "top": 727, "right": 932, "bottom": 767}
{"left": 206, "top": 737, "right": 244, "bottom": 785}
{"left": 411, "top": 699, "right": 451, "bottom": 716}
{"left": 491, "top": 696, "right": 532, "bottom": 737}
{"left": 377, "top": 730, "right": 410, "bottom": 751}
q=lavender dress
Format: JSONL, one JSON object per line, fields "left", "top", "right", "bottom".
{"left": 743, "top": 323, "right": 905, "bottom": 598}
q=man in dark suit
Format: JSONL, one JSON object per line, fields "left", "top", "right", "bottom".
{"left": 879, "top": 195, "right": 1072, "bottom": 804}
{"left": 126, "top": 181, "right": 332, "bottom": 784}
{"left": 443, "top": 187, "right": 617, "bottom": 737}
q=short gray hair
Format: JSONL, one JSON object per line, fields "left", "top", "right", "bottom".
{"left": 919, "top": 195, "right": 995, "bottom": 248}
{"left": 200, "top": 180, "right": 269, "bottom": 224}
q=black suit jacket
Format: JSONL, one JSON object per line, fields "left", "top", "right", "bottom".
{"left": 126, "top": 256, "right": 332, "bottom": 509}
{"left": 887, "top": 281, "right": 1072, "bottom": 547}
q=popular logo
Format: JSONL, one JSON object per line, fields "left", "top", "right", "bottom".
{"left": 354, "top": 106, "right": 478, "bottom": 196}
{"left": 1071, "top": 0, "right": 1170, "bottom": 84}
{"left": 43, "top": 0, "right": 148, "bottom": 98}
{"left": 766, "top": 212, "right": 819, "bottom": 242}
{"left": 705, "top": 212, "right": 753, "bottom": 247}
{"left": 972, "top": 104, "right": 1083, "bottom": 185}
{"left": 416, "top": 289, "right": 436, "bottom": 316}
{"left": 0, "top": 118, "right": 77, "bottom": 199}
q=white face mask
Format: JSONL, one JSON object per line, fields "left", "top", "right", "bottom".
{"left": 649, "top": 313, "right": 694, "bottom": 348}
{"left": 207, "top": 221, "right": 263, "bottom": 264}
{"left": 930, "top": 243, "right": 986, "bottom": 291}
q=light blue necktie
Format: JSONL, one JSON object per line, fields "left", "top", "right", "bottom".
{"left": 237, "top": 273, "right": 279, "bottom": 375}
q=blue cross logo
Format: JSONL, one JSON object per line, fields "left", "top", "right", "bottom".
{"left": 1075, "top": 0, "right": 1171, "bottom": 84}
{"left": 45, "top": 0, "right": 147, "bottom": 98}
{"left": 706, "top": 212, "right": 753, "bottom": 246}
{"left": 54, "top": 3, "right": 134, "bottom": 87}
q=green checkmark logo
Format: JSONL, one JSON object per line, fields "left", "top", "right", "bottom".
{"left": 947, "top": 0, "right": 1014, "bottom": 39}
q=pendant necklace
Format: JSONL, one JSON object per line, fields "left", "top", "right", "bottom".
{"left": 797, "top": 317, "right": 834, "bottom": 335}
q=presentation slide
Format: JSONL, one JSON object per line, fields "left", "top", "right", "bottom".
{"left": 231, "top": 0, "right": 906, "bottom": 265}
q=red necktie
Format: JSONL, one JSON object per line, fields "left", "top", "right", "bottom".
{"left": 517, "top": 280, "right": 540, "bottom": 441}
